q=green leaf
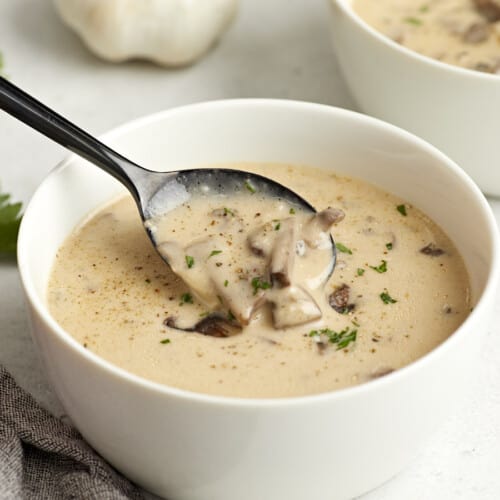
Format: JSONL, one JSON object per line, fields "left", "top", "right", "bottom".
{"left": 370, "top": 260, "right": 388, "bottom": 273}
{"left": 185, "top": 255, "right": 194, "bottom": 268}
{"left": 357, "top": 268, "right": 365, "bottom": 276}
{"left": 208, "top": 250, "right": 222, "bottom": 259}
{"left": 403, "top": 16, "right": 423, "bottom": 26}
{"left": 0, "top": 188, "right": 23, "bottom": 256}
{"left": 251, "top": 276, "right": 271, "bottom": 295}
{"left": 336, "top": 242, "right": 352, "bottom": 255}
{"left": 396, "top": 204, "right": 407, "bottom": 216}
{"left": 180, "top": 292, "right": 193, "bottom": 304}
{"left": 244, "top": 180, "right": 256, "bottom": 194}
{"left": 380, "top": 290, "right": 397, "bottom": 304}
{"left": 309, "top": 327, "right": 357, "bottom": 350}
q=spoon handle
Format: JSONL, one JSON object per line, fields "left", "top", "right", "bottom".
{"left": 0, "top": 76, "right": 142, "bottom": 200}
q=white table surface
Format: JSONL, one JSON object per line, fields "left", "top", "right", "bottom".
{"left": 1, "top": 1, "right": 499, "bottom": 499}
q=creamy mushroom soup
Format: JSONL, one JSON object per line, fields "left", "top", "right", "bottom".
{"left": 48, "top": 164, "right": 471, "bottom": 398}
{"left": 354, "top": 0, "right": 500, "bottom": 74}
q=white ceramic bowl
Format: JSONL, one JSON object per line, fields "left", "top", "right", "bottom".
{"left": 18, "top": 100, "right": 499, "bottom": 500}
{"left": 328, "top": 0, "right": 500, "bottom": 196}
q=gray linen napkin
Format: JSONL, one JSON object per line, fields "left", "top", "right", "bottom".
{"left": 0, "top": 365, "right": 145, "bottom": 500}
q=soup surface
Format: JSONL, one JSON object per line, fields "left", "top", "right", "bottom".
{"left": 354, "top": 0, "right": 500, "bottom": 74}
{"left": 48, "top": 164, "right": 471, "bottom": 398}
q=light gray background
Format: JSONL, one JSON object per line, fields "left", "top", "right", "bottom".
{"left": 1, "top": 1, "right": 499, "bottom": 499}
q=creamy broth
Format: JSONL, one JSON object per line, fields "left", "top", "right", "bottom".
{"left": 48, "top": 164, "right": 471, "bottom": 398}
{"left": 354, "top": 0, "right": 500, "bottom": 74}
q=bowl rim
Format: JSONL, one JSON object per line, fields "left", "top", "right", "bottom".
{"left": 17, "top": 98, "right": 500, "bottom": 408}
{"left": 331, "top": 0, "right": 500, "bottom": 83}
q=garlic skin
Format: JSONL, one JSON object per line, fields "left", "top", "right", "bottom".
{"left": 53, "top": 0, "right": 238, "bottom": 66}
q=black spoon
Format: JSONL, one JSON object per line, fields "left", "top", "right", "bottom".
{"left": 0, "top": 77, "right": 336, "bottom": 281}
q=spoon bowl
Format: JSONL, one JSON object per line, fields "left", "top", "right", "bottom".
{"left": 0, "top": 77, "right": 336, "bottom": 286}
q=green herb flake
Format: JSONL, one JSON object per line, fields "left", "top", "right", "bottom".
{"left": 403, "top": 16, "right": 423, "bottom": 26}
{"left": 370, "top": 260, "right": 388, "bottom": 273}
{"left": 289, "top": 208, "right": 296, "bottom": 215}
{"left": 396, "top": 204, "right": 408, "bottom": 216}
{"left": 0, "top": 188, "right": 23, "bottom": 255}
{"left": 208, "top": 250, "right": 222, "bottom": 259}
{"left": 160, "top": 338, "right": 171, "bottom": 344}
{"left": 380, "top": 290, "right": 397, "bottom": 304}
{"left": 275, "top": 222, "right": 281, "bottom": 231}
{"left": 180, "top": 292, "right": 193, "bottom": 304}
{"left": 351, "top": 320, "right": 360, "bottom": 327}
{"left": 185, "top": 255, "right": 195, "bottom": 268}
{"left": 309, "top": 327, "right": 358, "bottom": 350}
{"left": 244, "top": 180, "right": 256, "bottom": 194}
{"left": 224, "top": 279, "right": 229, "bottom": 287}
{"left": 223, "top": 207, "right": 234, "bottom": 216}
{"left": 251, "top": 276, "right": 272, "bottom": 295}
{"left": 357, "top": 268, "right": 365, "bottom": 276}
{"left": 199, "top": 311, "right": 210, "bottom": 318}
{"left": 336, "top": 242, "right": 353, "bottom": 255}
{"left": 228, "top": 310, "right": 236, "bottom": 321}
{"left": 419, "top": 4, "right": 429, "bottom": 13}
{"left": 386, "top": 242, "right": 393, "bottom": 251}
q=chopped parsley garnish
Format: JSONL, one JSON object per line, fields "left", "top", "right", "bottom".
{"left": 336, "top": 242, "right": 352, "bottom": 255}
{"left": 357, "top": 268, "right": 365, "bottom": 276}
{"left": 224, "top": 279, "right": 229, "bottom": 287}
{"left": 208, "top": 250, "right": 222, "bottom": 259}
{"left": 251, "top": 276, "right": 272, "bottom": 295}
{"left": 309, "top": 327, "right": 357, "bottom": 350}
{"left": 289, "top": 208, "right": 296, "bottom": 215}
{"left": 244, "top": 180, "right": 256, "bottom": 194}
{"left": 275, "top": 222, "right": 281, "bottom": 231}
{"left": 396, "top": 204, "right": 407, "bottom": 216}
{"left": 228, "top": 310, "right": 236, "bottom": 321}
{"left": 380, "top": 290, "right": 397, "bottom": 304}
{"left": 185, "top": 255, "right": 194, "bottom": 268}
{"left": 0, "top": 187, "right": 23, "bottom": 255}
{"left": 160, "top": 338, "right": 171, "bottom": 344}
{"left": 403, "top": 16, "right": 423, "bottom": 26}
{"left": 386, "top": 242, "right": 393, "bottom": 251}
{"left": 180, "top": 292, "right": 193, "bottom": 304}
{"left": 370, "top": 260, "right": 388, "bottom": 273}
{"left": 223, "top": 207, "right": 234, "bottom": 216}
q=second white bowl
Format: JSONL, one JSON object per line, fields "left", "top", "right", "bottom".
{"left": 329, "top": 0, "right": 500, "bottom": 196}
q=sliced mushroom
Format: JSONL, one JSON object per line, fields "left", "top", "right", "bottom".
{"left": 269, "top": 286, "right": 322, "bottom": 329}
{"left": 462, "top": 22, "right": 490, "bottom": 43}
{"left": 270, "top": 219, "right": 297, "bottom": 287}
{"left": 473, "top": 0, "right": 500, "bottom": 22}
{"left": 302, "top": 208, "right": 345, "bottom": 248}
{"left": 216, "top": 277, "right": 267, "bottom": 326}
{"left": 248, "top": 221, "right": 275, "bottom": 257}
{"left": 420, "top": 243, "right": 445, "bottom": 257}
{"left": 157, "top": 240, "right": 218, "bottom": 309}
{"left": 165, "top": 314, "right": 242, "bottom": 338}
{"left": 328, "top": 284, "right": 355, "bottom": 314}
